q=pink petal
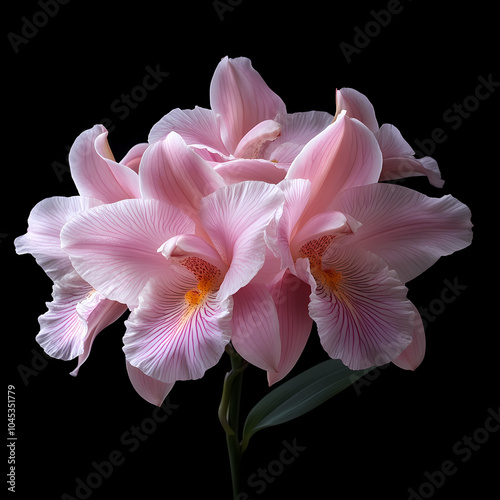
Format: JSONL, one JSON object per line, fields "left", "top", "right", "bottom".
{"left": 214, "top": 158, "right": 287, "bottom": 185}
{"left": 265, "top": 178, "right": 312, "bottom": 273}
{"left": 119, "top": 142, "right": 149, "bottom": 173}
{"left": 148, "top": 106, "right": 228, "bottom": 155}
{"left": 199, "top": 181, "right": 284, "bottom": 301}
{"left": 306, "top": 246, "right": 415, "bottom": 369}
{"left": 267, "top": 270, "right": 313, "bottom": 385}
{"left": 69, "top": 124, "right": 140, "bottom": 202}
{"left": 231, "top": 283, "right": 281, "bottom": 372}
{"left": 126, "top": 362, "right": 175, "bottom": 406}
{"left": 210, "top": 56, "right": 286, "bottom": 153}
{"left": 335, "top": 88, "right": 379, "bottom": 133}
{"left": 160, "top": 234, "right": 228, "bottom": 274}
{"left": 70, "top": 294, "right": 127, "bottom": 376}
{"left": 233, "top": 119, "right": 281, "bottom": 159}
{"left": 61, "top": 199, "right": 195, "bottom": 308}
{"left": 266, "top": 110, "right": 334, "bottom": 165}
{"left": 15, "top": 196, "right": 101, "bottom": 281}
{"left": 139, "top": 132, "right": 225, "bottom": 220}
{"left": 286, "top": 111, "right": 382, "bottom": 220}
{"left": 123, "top": 270, "right": 231, "bottom": 383}
{"left": 330, "top": 183, "right": 473, "bottom": 283}
{"left": 392, "top": 304, "right": 426, "bottom": 370}
{"left": 36, "top": 272, "right": 91, "bottom": 360}
{"left": 375, "top": 124, "right": 444, "bottom": 187}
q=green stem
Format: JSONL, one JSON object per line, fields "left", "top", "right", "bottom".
{"left": 218, "top": 344, "right": 248, "bottom": 499}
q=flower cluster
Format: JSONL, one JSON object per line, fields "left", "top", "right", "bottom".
{"left": 16, "top": 57, "right": 472, "bottom": 406}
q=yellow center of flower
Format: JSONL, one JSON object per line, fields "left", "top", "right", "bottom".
{"left": 299, "top": 235, "right": 345, "bottom": 297}
{"left": 180, "top": 257, "right": 222, "bottom": 308}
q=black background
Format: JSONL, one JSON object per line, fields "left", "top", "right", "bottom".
{"left": 4, "top": 1, "right": 498, "bottom": 498}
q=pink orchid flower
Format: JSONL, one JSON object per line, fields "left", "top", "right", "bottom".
{"left": 14, "top": 124, "right": 169, "bottom": 404}
{"left": 60, "top": 171, "right": 284, "bottom": 389}
{"left": 335, "top": 87, "right": 444, "bottom": 187}
{"left": 266, "top": 110, "right": 472, "bottom": 380}
{"left": 148, "top": 56, "right": 334, "bottom": 185}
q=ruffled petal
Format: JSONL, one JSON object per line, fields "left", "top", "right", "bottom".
{"left": 375, "top": 124, "right": 444, "bottom": 187}
{"left": 119, "top": 142, "right": 149, "bottom": 173}
{"left": 126, "top": 362, "right": 175, "bottom": 406}
{"left": 210, "top": 56, "right": 286, "bottom": 153}
{"left": 140, "top": 132, "right": 225, "bottom": 220}
{"left": 123, "top": 270, "right": 231, "bottom": 383}
{"left": 330, "top": 183, "right": 473, "bottom": 283}
{"left": 36, "top": 272, "right": 92, "bottom": 360}
{"left": 306, "top": 246, "right": 415, "bottom": 370}
{"left": 15, "top": 196, "right": 101, "bottom": 281}
{"left": 61, "top": 199, "right": 195, "bottom": 308}
{"left": 199, "top": 181, "right": 284, "bottom": 301}
{"left": 392, "top": 304, "right": 426, "bottom": 370}
{"left": 231, "top": 283, "right": 281, "bottom": 372}
{"left": 69, "top": 124, "right": 140, "bottom": 202}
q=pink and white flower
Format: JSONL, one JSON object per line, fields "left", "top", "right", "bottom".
{"left": 60, "top": 179, "right": 284, "bottom": 385}
{"left": 266, "top": 110, "right": 472, "bottom": 378}
{"left": 148, "top": 56, "right": 334, "bottom": 185}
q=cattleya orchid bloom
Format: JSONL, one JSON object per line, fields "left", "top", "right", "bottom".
{"left": 266, "top": 110, "right": 472, "bottom": 376}
{"left": 60, "top": 143, "right": 284, "bottom": 390}
{"left": 149, "top": 56, "right": 334, "bottom": 185}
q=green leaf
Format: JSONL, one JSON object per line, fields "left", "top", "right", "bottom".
{"left": 241, "top": 359, "right": 371, "bottom": 451}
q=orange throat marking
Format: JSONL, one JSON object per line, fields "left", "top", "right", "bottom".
{"left": 298, "top": 235, "right": 344, "bottom": 296}
{"left": 180, "top": 257, "right": 222, "bottom": 309}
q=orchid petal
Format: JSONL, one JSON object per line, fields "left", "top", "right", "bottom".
{"left": 119, "top": 142, "right": 149, "bottom": 173}
{"left": 267, "top": 270, "right": 313, "bottom": 385}
{"left": 210, "top": 56, "right": 286, "bottom": 153}
{"left": 15, "top": 196, "right": 101, "bottom": 281}
{"left": 231, "top": 283, "right": 281, "bottom": 372}
{"left": 126, "top": 362, "right": 175, "bottom": 406}
{"left": 233, "top": 119, "right": 281, "bottom": 159}
{"left": 148, "top": 106, "right": 228, "bottom": 155}
{"left": 69, "top": 124, "right": 140, "bottom": 202}
{"left": 214, "top": 158, "right": 287, "bottom": 185}
{"left": 265, "top": 178, "right": 311, "bottom": 272}
{"left": 199, "top": 181, "right": 284, "bottom": 301}
{"left": 267, "top": 110, "right": 334, "bottom": 165}
{"left": 392, "top": 304, "right": 426, "bottom": 370}
{"left": 36, "top": 272, "right": 92, "bottom": 361}
{"left": 140, "top": 132, "right": 225, "bottom": 219}
{"left": 123, "top": 270, "right": 231, "bottom": 383}
{"left": 375, "top": 124, "right": 444, "bottom": 187}
{"left": 70, "top": 297, "right": 127, "bottom": 376}
{"left": 330, "top": 183, "right": 473, "bottom": 283}
{"left": 286, "top": 112, "right": 382, "bottom": 220}
{"left": 61, "top": 199, "right": 195, "bottom": 308}
{"left": 335, "top": 88, "right": 379, "bottom": 133}
{"left": 306, "top": 246, "right": 415, "bottom": 369}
